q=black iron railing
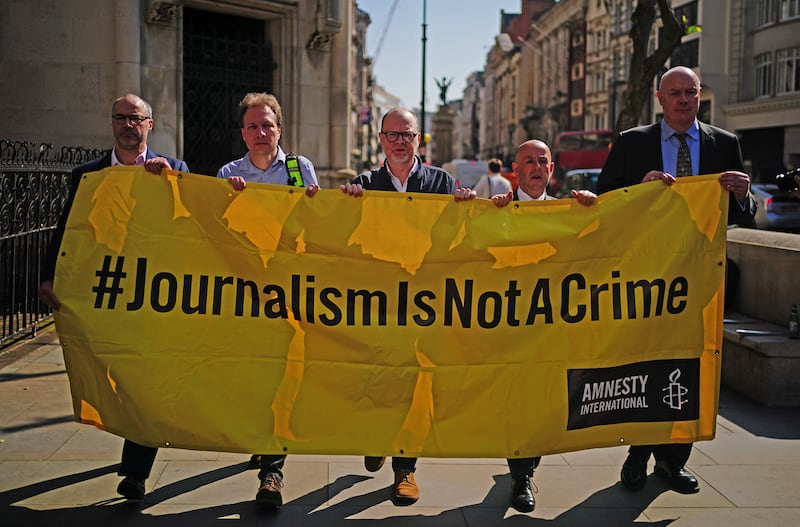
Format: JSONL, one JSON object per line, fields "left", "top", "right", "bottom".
{"left": 0, "top": 140, "right": 106, "bottom": 347}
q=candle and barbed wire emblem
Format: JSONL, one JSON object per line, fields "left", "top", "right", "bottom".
{"left": 662, "top": 369, "right": 689, "bottom": 410}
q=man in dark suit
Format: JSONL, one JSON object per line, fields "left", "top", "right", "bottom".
{"left": 490, "top": 139, "right": 598, "bottom": 207}
{"left": 486, "top": 138, "right": 596, "bottom": 512}
{"left": 37, "top": 93, "right": 188, "bottom": 501}
{"left": 597, "top": 66, "right": 756, "bottom": 495}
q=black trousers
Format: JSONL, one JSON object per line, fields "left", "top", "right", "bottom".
{"left": 507, "top": 457, "right": 541, "bottom": 479}
{"left": 629, "top": 443, "right": 692, "bottom": 469}
{"left": 119, "top": 440, "right": 290, "bottom": 481}
{"left": 390, "top": 457, "right": 541, "bottom": 479}
{"left": 118, "top": 439, "right": 158, "bottom": 479}
{"left": 257, "top": 454, "right": 287, "bottom": 480}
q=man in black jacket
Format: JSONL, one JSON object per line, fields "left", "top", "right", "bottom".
{"left": 38, "top": 93, "right": 188, "bottom": 501}
{"left": 340, "top": 107, "right": 455, "bottom": 505}
{"left": 597, "top": 66, "right": 756, "bottom": 495}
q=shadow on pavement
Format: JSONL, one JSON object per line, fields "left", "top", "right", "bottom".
{"left": 1, "top": 463, "right": 677, "bottom": 526}
{"left": 717, "top": 386, "right": 800, "bottom": 439}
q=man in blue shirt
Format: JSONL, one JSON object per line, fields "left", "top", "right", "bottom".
{"left": 217, "top": 92, "right": 318, "bottom": 192}
{"left": 216, "top": 92, "right": 318, "bottom": 508}
{"left": 597, "top": 66, "right": 756, "bottom": 495}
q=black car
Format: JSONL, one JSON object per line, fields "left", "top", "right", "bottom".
{"left": 751, "top": 183, "right": 800, "bottom": 232}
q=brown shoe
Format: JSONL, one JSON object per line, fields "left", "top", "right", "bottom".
{"left": 256, "top": 472, "right": 283, "bottom": 508}
{"left": 364, "top": 456, "right": 386, "bottom": 472}
{"left": 393, "top": 469, "right": 419, "bottom": 504}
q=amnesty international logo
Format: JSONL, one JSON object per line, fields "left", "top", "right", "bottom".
{"left": 662, "top": 369, "right": 689, "bottom": 410}
{"left": 566, "top": 359, "right": 701, "bottom": 430}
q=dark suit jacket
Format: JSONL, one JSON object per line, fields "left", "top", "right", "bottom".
{"left": 43, "top": 149, "right": 189, "bottom": 281}
{"left": 351, "top": 157, "right": 455, "bottom": 195}
{"left": 597, "top": 122, "right": 756, "bottom": 227}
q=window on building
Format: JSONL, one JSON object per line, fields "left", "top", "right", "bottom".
{"left": 780, "top": 0, "right": 799, "bottom": 19}
{"left": 758, "top": 0, "right": 778, "bottom": 26}
{"left": 594, "top": 113, "right": 605, "bottom": 130}
{"left": 755, "top": 52, "right": 773, "bottom": 97}
{"left": 613, "top": 4, "right": 623, "bottom": 35}
{"left": 674, "top": 1, "right": 698, "bottom": 26}
{"left": 671, "top": 39, "right": 700, "bottom": 68}
{"left": 777, "top": 47, "right": 800, "bottom": 94}
{"left": 571, "top": 99, "right": 583, "bottom": 117}
{"left": 571, "top": 63, "right": 584, "bottom": 81}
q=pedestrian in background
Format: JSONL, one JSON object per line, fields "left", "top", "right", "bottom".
{"left": 472, "top": 157, "right": 511, "bottom": 199}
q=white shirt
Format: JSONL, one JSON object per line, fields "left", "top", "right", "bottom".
{"left": 111, "top": 146, "right": 148, "bottom": 166}
{"left": 516, "top": 187, "right": 548, "bottom": 201}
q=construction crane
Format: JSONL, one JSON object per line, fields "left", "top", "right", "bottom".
{"left": 371, "top": 0, "right": 400, "bottom": 66}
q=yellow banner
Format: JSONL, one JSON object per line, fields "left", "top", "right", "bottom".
{"left": 53, "top": 167, "right": 728, "bottom": 458}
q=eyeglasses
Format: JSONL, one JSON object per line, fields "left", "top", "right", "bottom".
{"left": 112, "top": 114, "right": 151, "bottom": 125}
{"left": 380, "top": 131, "right": 418, "bottom": 143}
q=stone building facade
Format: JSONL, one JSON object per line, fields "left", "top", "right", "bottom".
{"left": 0, "top": 0, "right": 364, "bottom": 186}
{"left": 468, "top": 0, "right": 800, "bottom": 180}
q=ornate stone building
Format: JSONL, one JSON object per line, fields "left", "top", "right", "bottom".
{"left": 464, "top": 0, "right": 800, "bottom": 180}
{"left": 0, "top": 0, "right": 364, "bottom": 186}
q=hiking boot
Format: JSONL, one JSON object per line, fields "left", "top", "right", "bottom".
{"left": 393, "top": 468, "right": 419, "bottom": 504}
{"left": 256, "top": 472, "right": 283, "bottom": 508}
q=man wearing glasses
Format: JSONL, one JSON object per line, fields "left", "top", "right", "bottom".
{"left": 342, "top": 107, "right": 454, "bottom": 195}
{"left": 38, "top": 93, "right": 188, "bottom": 501}
{"left": 340, "top": 107, "right": 457, "bottom": 505}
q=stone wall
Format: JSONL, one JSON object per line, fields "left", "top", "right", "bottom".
{"left": 726, "top": 228, "right": 800, "bottom": 325}
{"left": 723, "top": 227, "right": 800, "bottom": 407}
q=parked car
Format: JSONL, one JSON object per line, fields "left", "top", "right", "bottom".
{"left": 751, "top": 183, "right": 800, "bottom": 231}
{"left": 441, "top": 159, "right": 489, "bottom": 189}
{"left": 561, "top": 168, "right": 601, "bottom": 197}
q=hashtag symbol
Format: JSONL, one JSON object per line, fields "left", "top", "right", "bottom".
{"left": 92, "top": 255, "right": 126, "bottom": 309}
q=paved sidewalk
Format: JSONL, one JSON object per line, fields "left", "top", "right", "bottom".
{"left": 1, "top": 327, "right": 799, "bottom": 526}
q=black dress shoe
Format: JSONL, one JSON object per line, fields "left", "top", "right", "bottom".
{"left": 654, "top": 462, "right": 699, "bottom": 494}
{"left": 620, "top": 454, "right": 648, "bottom": 491}
{"left": 117, "top": 476, "right": 145, "bottom": 500}
{"left": 510, "top": 476, "right": 535, "bottom": 512}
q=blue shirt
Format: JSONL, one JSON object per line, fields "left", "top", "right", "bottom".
{"left": 660, "top": 120, "right": 699, "bottom": 177}
{"left": 216, "top": 146, "right": 318, "bottom": 186}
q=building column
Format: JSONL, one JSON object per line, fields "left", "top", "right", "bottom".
{"left": 114, "top": 0, "right": 142, "bottom": 95}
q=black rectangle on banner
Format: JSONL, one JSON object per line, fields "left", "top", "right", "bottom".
{"left": 567, "top": 359, "right": 700, "bottom": 430}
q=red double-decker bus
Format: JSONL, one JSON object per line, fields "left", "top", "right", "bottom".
{"left": 553, "top": 129, "right": 613, "bottom": 173}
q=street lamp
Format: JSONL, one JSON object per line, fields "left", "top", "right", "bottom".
{"left": 420, "top": 0, "right": 428, "bottom": 162}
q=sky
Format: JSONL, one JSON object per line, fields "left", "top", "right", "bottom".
{"left": 357, "top": 0, "right": 522, "bottom": 109}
